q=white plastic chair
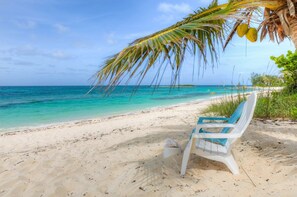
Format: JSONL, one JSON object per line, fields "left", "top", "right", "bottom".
{"left": 181, "top": 92, "right": 257, "bottom": 176}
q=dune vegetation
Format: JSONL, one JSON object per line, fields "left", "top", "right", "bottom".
{"left": 204, "top": 50, "right": 297, "bottom": 120}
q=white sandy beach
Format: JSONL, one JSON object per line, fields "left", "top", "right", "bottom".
{"left": 0, "top": 98, "right": 296, "bottom": 197}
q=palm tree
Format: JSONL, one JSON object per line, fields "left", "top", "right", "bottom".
{"left": 95, "top": 0, "right": 296, "bottom": 87}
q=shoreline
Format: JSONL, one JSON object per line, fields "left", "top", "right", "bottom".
{"left": 1, "top": 87, "right": 283, "bottom": 133}
{"left": 0, "top": 93, "right": 227, "bottom": 134}
{"left": 0, "top": 89, "right": 296, "bottom": 196}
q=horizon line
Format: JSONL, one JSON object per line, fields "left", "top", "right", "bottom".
{"left": 0, "top": 84, "right": 252, "bottom": 87}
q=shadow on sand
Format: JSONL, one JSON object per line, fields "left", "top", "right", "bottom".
{"left": 243, "top": 122, "right": 297, "bottom": 167}
{"left": 101, "top": 121, "right": 297, "bottom": 195}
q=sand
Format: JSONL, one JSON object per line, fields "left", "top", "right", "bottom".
{"left": 0, "top": 98, "right": 296, "bottom": 197}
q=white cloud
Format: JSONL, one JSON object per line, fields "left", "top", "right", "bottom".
{"left": 158, "top": 3, "right": 191, "bottom": 13}
{"left": 51, "top": 51, "right": 71, "bottom": 59}
{"left": 156, "top": 3, "right": 192, "bottom": 24}
{"left": 54, "top": 23, "right": 69, "bottom": 33}
{"left": 3, "top": 45, "right": 73, "bottom": 60}
{"left": 15, "top": 20, "right": 37, "bottom": 29}
{"left": 106, "top": 33, "right": 117, "bottom": 45}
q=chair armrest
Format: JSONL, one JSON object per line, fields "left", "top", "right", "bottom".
{"left": 197, "top": 117, "right": 229, "bottom": 124}
{"left": 188, "top": 124, "right": 236, "bottom": 140}
{"left": 193, "top": 132, "right": 241, "bottom": 139}
{"left": 196, "top": 123, "right": 235, "bottom": 128}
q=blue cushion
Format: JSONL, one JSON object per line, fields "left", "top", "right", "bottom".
{"left": 198, "top": 101, "right": 246, "bottom": 146}
{"left": 197, "top": 117, "right": 229, "bottom": 124}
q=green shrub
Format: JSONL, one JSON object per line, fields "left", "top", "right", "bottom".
{"left": 271, "top": 50, "right": 297, "bottom": 92}
{"left": 290, "top": 107, "right": 297, "bottom": 120}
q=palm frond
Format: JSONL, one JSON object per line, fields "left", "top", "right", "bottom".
{"left": 258, "top": 8, "right": 287, "bottom": 43}
{"left": 257, "top": 0, "right": 296, "bottom": 43}
{"left": 95, "top": 0, "right": 284, "bottom": 89}
{"left": 95, "top": 1, "right": 237, "bottom": 88}
{"left": 286, "top": 0, "right": 295, "bottom": 16}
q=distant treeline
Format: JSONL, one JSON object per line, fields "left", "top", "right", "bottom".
{"left": 251, "top": 73, "right": 284, "bottom": 87}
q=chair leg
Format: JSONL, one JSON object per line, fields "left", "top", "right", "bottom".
{"left": 180, "top": 138, "right": 195, "bottom": 176}
{"left": 222, "top": 154, "right": 239, "bottom": 175}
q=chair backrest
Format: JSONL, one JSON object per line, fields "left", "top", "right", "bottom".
{"left": 230, "top": 92, "right": 257, "bottom": 143}
{"left": 220, "top": 101, "right": 246, "bottom": 134}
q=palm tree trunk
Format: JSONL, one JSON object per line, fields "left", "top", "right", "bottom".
{"left": 289, "top": 17, "right": 297, "bottom": 48}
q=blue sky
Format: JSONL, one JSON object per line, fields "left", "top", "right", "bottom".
{"left": 0, "top": 0, "right": 295, "bottom": 86}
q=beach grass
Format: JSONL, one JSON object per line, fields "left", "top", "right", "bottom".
{"left": 255, "top": 91, "right": 297, "bottom": 120}
{"left": 203, "top": 89, "right": 297, "bottom": 120}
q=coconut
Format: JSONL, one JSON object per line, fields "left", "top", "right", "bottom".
{"left": 246, "top": 28, "right": 258, "bottom": 42}
{"left": 237, "top": 24, "right": 249, "bottom": 37}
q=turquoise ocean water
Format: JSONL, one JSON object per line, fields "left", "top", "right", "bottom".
{"left": 0, "top": 86, "right": 249, "bottom": 130}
